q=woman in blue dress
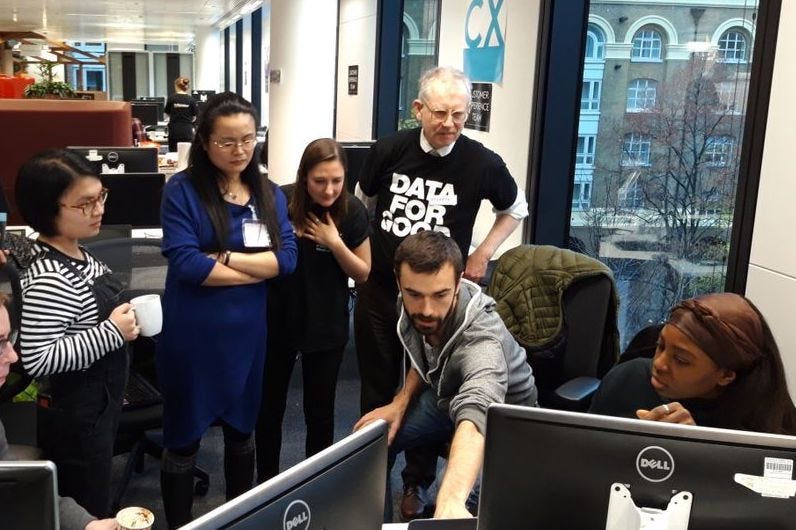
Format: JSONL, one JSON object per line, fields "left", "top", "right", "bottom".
{"left": 158, "top": 92, "right": 296, "bottom": 528}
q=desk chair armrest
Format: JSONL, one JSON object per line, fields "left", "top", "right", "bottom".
{"left": 551, "top": 376, "right": 601, "bottom": 411}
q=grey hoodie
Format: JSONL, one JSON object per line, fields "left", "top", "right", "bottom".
{"left": 397, "top": 279, "right": 537, "bottom": 435}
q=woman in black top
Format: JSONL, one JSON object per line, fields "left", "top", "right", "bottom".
{"left": 590, "top": 292, "right": 796, "bottom": 435}
{"left": 255, "top": 138, "right": 371, "bottom": 482}
{"left": 164, "top": 76, "right": 197, "bottom": 152}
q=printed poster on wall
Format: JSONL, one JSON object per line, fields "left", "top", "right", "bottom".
{"left": 465, "top": 83, "right": 492, "bottom": 132}
{"left": 463, "top": 0, "right": 508, "bottom": 84}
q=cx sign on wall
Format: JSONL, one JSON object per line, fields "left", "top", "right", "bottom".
{"left": 464, "top": 0, "right": 508, "bottom": 83}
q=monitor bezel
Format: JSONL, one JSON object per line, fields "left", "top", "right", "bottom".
{"left": 0, "top": 460, "right": 59, "bottom": 530}
{"left": 180, "top": 419, "right": 387, "bottom": 530}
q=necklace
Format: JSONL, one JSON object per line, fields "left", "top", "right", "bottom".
{"left": 221, "top": 181, "right": 244, "bottom": 201}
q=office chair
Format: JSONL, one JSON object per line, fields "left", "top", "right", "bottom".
{"left": 486, "top": 245, "right": 620, "bottom": 411}
{"left": 84, "top": 238, "right": 210, "bottom": 511}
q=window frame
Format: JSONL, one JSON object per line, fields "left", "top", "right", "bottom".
{"left": 718, "top": 29, "right": 748, "bottom": 64}
{"left": 631, "top": 28, "right": 664, "bottom": 62}
{"left": 626, "top": 78, "right": 658, "bottom": 112}
{"left": 621, "top": 133, "right": 652, "bottom": 167}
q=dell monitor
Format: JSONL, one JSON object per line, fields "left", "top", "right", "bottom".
{"left": 0, "top": 460, "right": 59, "bottom": 530}
{"left": 181, "top": 420, "right": 388, "bottom": 529}
{"left": 478, "top": 405, "right": 796, "bottom": 530}
{"left": 339, "top": 141, "right": 375, "bottom": 192}
{"left": 68, "top": 146, "right": 158, "bottom": 175}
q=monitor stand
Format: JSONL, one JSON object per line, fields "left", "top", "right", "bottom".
{"left": 604, "top": 483, "right": 692, "bottom": 530}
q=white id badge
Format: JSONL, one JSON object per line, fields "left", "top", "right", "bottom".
{"left": 242, "top": 218, "right": 272, "bottom": 248}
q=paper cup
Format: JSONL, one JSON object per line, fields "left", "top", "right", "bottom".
{"left": 116, "top": 506, "right": 154, "bottom": 530}
{"left": 130, "top": 294, "right": 163, "bottom": 337}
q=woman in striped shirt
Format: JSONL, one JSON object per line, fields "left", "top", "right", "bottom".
{"left": 15, "top": 149, "right": 140, "bottom": 517}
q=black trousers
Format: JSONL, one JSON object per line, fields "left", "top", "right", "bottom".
{"left": 167, "top": 123, "right": 194, "bottom": 152}
{"left": 255, "top": 343, "right": 344, "bottom": 482}
{"left": 353, "top": 276, "right": 437, "bottom": 490}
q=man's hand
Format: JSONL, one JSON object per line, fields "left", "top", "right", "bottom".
{"left": 463, "top": 250, "right": 490, "bottom": 284}
{"left": 637, "top": 402, "right": 696, "bottom": 426}
{"left": 353, "top": 402, "right": 405, "bottom": 445}
{"left": 85, "top": 518, "right": 118, "bottom": 530}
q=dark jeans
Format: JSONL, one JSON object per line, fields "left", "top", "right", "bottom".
{"left": 255, "top": 343, "right": 344, "bottom": 482}
{"left": 384, "top": 389, "right": 479, "bottom": 522}
{"left": 354, "top": 276, "right": 438, "bottom": 493}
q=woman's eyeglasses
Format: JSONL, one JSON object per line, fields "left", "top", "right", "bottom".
{"left": 61, "top": 188, "right": 109, "bottom": 216}
{"left": 0, "top": 330, "right": 18, "bottom": 352}
{"left": 212, "top": 138, "right": 257, "bottom": 150}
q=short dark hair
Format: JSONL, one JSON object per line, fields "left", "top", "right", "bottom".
{"left": 16, "top": 149, "right": 98, "bottom": 237}
{"left": 394, "top": 231, "right": 463, "bottom": 280}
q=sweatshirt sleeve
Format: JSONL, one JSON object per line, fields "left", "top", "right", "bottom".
{"left": 447, "top": 336, "right": 509, "bottom": 435}
{"left": 58, "top": 496, "right": 96, "bottom": 530}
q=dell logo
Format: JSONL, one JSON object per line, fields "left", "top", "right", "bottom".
{"left": 636, "top": 446, "right": 675, "bottom": 482}
{"left": 283, "top": 499, "right": 311, "bottom": 530}
{"left": 107, "top": 151, "right": 119, "bottom": 163}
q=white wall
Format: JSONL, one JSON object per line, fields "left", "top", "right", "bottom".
{"left": 194, "top": 25, "right": 222, "bottom": 92}
{"left": 744, "top": 1, "right": 796, "bottom": 398}
{"left": 241, "top": 15, "right": 253, "bottom": 100}
{"left": 438, "top": 0, "right": 540, "bottom": 255}
{"left": 260, "top": 5, "right": 272, "bottom": 128}
{"left": 335, "top": 0, "right": 378, "bottom": 141}
{"left": 268, "top": 0, "right": 338, "bottom": 184}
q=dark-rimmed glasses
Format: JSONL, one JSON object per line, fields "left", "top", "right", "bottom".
{"left": 0, "top": 330, "right": 18, "bottom": 352}
{"left": 60, "top": 188, "right": 109, "bottom": 216}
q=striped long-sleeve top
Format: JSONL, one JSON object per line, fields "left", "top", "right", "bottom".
{"left": 20, "top": 243, "right": 125, "bottom": 377}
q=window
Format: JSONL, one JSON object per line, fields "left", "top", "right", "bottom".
{"left": 626, "top": 79, "right": 657, "bottom": 112}
{"left": 718, "top": 30, "right": 747, "bottom": 63}
{"left": 577, "top": 135, "right": 597, "bottom": 165}
{"left": 621, "top": 133, "right": 651, "bottom": 166}
{"left": 397, "top": 1, "right": 440, "bottom": 129}
{"left": 581, "top": 80, "right": 602, "bottom": 112}
{"left": 572, "top": 182, "right": 592, "bottom": 210}
{"left": 631, "top": 28, "right": 663, "bottom": 61}
{"left": 618, "top": 175, "right": 645, "bottom": 209}
{"left": 585, "top": 24, "right": 605, "bottom": 60}
{"left": 705, "top": 135, "right": 735, "bottom": 167}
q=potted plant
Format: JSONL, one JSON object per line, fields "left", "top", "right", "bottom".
{"left": 23, "top": 61, "right": 76, "bottom": 99}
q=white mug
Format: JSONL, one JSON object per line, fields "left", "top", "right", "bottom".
{"left": 130, "top": 294, "right": 163, "bottom": 337}
{"left": 116, "top": 506, "right": 155, "bottom": 530}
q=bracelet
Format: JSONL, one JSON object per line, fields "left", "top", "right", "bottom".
{"left": 223, "top": 250, "right": 231, "bottom": 266}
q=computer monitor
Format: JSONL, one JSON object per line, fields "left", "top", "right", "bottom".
{"left": 339, "top": 141, "right": 375, "bottom": 192}
{"left": 0, "top": 460, "right": 59, "bottom": 530}
{"left": 191, "top": 89, "right": 216, "bottom": 103}
{"left": 68, "top": 146, "right": 158, "bottom": 174}
{"left": 135, "top": 97, "right": 165, "bottom": 121}
{"left": 100, "top": 173, "right": 165, "bottom": 228}
{"left": 181, "top": 420, "right": 388, "bottom": 529}
{"left": 478, "top": 405, "right": 796, "bottom": 530}
{"left": 130, "top": 101, "right": 161, "bottom": 128}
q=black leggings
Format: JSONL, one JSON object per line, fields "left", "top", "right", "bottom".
{"left": 255, "top": 344, "right": 344, "bottom": 482}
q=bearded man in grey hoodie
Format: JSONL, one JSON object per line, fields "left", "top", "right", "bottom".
{"left": 355, "top": 230, "right": 537, "bottom": 522}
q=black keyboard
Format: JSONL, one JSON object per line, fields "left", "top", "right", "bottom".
{"left": 123, "top": 371, "right": 162, "bottom": 410}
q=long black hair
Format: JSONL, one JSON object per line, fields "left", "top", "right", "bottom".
{"left": 187, "top": 92, "right": 280, "bottom": 252}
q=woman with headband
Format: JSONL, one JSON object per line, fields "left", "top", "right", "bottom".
{"left": 590, "top": 292, "right": 796, "bottom": 435}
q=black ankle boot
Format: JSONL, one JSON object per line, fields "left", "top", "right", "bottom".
{"left": 160, "top": 470, "right": 194, "bottom": 529}
{"left": 224, "top": 444, "right": 255, "bottom": 500}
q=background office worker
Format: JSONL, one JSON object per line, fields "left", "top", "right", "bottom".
{"left": 164, "top": 76, "right": 198, "bottom": 152}
{"left": 0, "top": 290, "right": 117, "bottom": 530}
{"left": 355, "top": 231, "right": 537, "bottom": 521}
{"left": 590, "top": 292, "right": 796, "bottom": 434}
{"left": 15, "top": 149, "right": 139, "bottom": 518}
{"left": 158, "top": 92, "right": 296, "bottom": 528}
{"left": 354, "top": 66, "right": 528, "bottom": 518}
{"left": 256, "top": 138, "right": 371, "bottom": 482}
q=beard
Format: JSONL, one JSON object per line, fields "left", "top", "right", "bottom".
{"left": 410, "top": 314, "right": 444, "bottom": 336}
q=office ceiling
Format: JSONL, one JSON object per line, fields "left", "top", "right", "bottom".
{"left": 0, "top": 0, "right": 253, "bottom": 44}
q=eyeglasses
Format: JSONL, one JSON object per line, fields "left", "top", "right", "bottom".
{"left": 0, "top": 330, "right": 18, "bottom": 353}
{"left": 60, "top": 188, "right": 109, "bottom": 216}
{"left": 212, "top": 138, "right": 257, "bottom": 150}
{"left": 422, "top": 102, "right": 469, "bottom": 124}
